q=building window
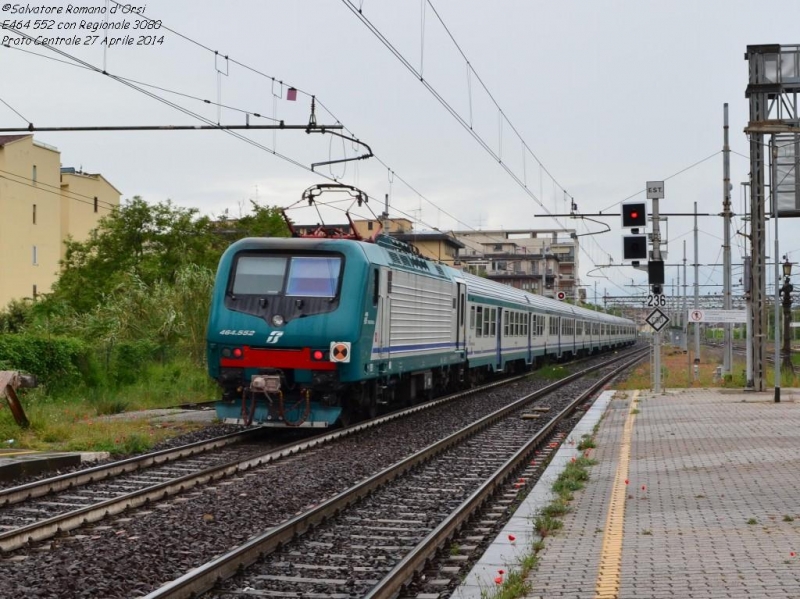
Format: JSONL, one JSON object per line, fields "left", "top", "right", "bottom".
{"left": 32, "top": 285, "right": 37, "bottom": 298}
{"left": 32, "top": 165, "right": 37, "bottom": 183}
{"left": 94, "top": 196, "right": 98, "bottom": 213}
{"left": 367, "top": 221, "right": 373, "bottom": 230}
{"left": 32, "top": 204, "right": 36, "bottom": 225}
{"left": 32, "top": 245, "right": 38, "bottom": 265}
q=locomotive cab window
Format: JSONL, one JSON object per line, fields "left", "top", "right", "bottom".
{"left": 286, "top": 256, "right": 341, "bottom": 297}
{"left": 232, "top": 256, "right": 288, "bottom": 295}
{"left": 231, "top": 254, "right": 342, "bottom": 297}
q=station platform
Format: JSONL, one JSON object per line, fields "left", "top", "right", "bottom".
{"left": 455, "top": 387, "right": 800, "bottom": 599}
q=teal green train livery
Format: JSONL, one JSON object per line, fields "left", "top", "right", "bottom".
{"left": 207, "top": 234, "right": 636, "bottom": 428}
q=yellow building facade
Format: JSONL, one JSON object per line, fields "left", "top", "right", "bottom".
{"left": 0, "top": 135, "right": 121, "bottom": 307}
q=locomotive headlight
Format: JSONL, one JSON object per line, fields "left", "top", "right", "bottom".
{"left": 271, "top": 314, "right": 285, "bottom": 327}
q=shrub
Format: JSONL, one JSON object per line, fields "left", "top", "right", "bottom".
{"left": 0, "top": 334, "right": 89, "bottom": 391}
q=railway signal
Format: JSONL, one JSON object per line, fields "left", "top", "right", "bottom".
{"left": 622, "top": 235, "right": 647, "bottom": 261}
{"left": 621, "top": 202, "right": 647, "bottom": 229}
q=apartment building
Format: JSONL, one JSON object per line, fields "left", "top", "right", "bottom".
{"left": 453, "top": 229, "right": 582, "bottom": 300}
{"left": 292, "top": 217, "right": 464, "bottom": 267}
{"left": 0, "top": 135, "right": 121, "bottom": 307}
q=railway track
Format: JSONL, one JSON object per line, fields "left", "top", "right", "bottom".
{"left": 0, "top": 354, "right": 601, "bottom": 555}
{"left": 0, "top": 428, "right": 268, "bottom": 552}
{"left": 143, "top": 349, "right": 646, "bottom": 599}
{"left": 0, "top": 346, "right": 644, "bottom": 598}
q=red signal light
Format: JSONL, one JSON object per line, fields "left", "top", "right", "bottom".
{"left": 630, "top": 211, "right": 639, "bottom": 219}
{"left": 312, "top": 350, "right": 324, "bottom": 361}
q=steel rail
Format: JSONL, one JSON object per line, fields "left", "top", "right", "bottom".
{"left": 142, "top": 348, "right": 647, "bottom": 599}
{"left": 366, "top": 351, "right": 646, "bottom": 598}
{"left": 0, "top": 428, "right": 257, "bottom": 507}
{"left": 0, "top": 355, "right": 567, "bottom": 553}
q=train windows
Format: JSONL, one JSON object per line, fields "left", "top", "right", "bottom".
{"left": 476, "top": 306, "right": 483, "bottom": 337}
{"left": 532, "top": 314, "right": 543, "bottom": 337}
{"left": 232, "top": 256, "right": 288, "bottom": 295}
{"left": 286, "top": 257, "right": 342, "bottom": 297}
{"left": 504, "top": 312, "right": 510, "bottom": 337}
{"left": 373, "top": 269, "right": 379, "bottom": 306}
{"left": 489, "top": 308, "right": 496, "bottom": 336}
{"left": 549, "top": 316, "right": 559, "bottom": 336}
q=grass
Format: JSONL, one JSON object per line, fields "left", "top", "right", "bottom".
{"left": 576, "top": 435, "right": 596, "bottom": 451}
{"left": 482, "top": 450, "right": 598, "bottom": 599}
{"left": 616, "top": 343, "right": 800, "bottom": 390}
{"left": 0, "top": 358, "right": 218, "bottom": 453}
{"left": 784, "top": 515, "right": 795, "bottom": 522}
{"left": 747, "top": 518, "right": 758, "bottom": 525}
{"left": 536, "top": 364, "right": 572, "bottom": 381}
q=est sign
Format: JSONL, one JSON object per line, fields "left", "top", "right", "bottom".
{"left": 646, "top": 181, "right": 664, "bottom": 199}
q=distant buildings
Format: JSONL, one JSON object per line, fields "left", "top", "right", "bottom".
{"left": 0, "top": 135, "right": 121, "bottom": 307}
{"left": 292, "top": 216, "right": 580, "bottom": 301}
{"left": 453, "top": 229, "right": 581, "bottom": 300}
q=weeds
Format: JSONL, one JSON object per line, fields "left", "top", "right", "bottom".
{"left": 482, "top": 427, "right": 599, "bottom": 599}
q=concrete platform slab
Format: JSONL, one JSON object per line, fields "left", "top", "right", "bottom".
{"left": 473, "top": 387, "right": 800, "bottom": 599}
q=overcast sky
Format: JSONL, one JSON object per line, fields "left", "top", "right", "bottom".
{"left": 3, "top": 0, "right": 800, "bottom": 302}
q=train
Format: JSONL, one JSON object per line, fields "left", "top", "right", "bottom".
{"left": 206, "top": 191, "right": 637, "bottom": 428}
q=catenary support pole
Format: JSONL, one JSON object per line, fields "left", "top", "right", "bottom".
{"left": 722, "top": 103, "right": 733, "bottom": 377}
{"left": 694, "top": 202, "right": 700, "bottom": 360}
{"left": 772, "top": 138, "right": 781, "bottom": 403}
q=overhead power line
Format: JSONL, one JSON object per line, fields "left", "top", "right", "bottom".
{"left": 0, "top": 167, "right": 118, "bottom": 209}
{"left": 0, "top": 174, "right": 115, "bottom": 212}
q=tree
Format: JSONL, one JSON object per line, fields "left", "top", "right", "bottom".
{"left": 51, "top": 197, "right": 289, "bottom": 313}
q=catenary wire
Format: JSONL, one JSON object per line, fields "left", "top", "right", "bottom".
{"left": 0, "top": 167, "right": 118, "bottom": 209}
{"left": 0, "top": 174, "right": 115, "bottom": 212}
{"left": 0, "top": 95, "right": 30, "bottom": 125}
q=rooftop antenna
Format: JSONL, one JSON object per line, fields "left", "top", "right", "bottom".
{"left": 381, "top": 193, "right": 390, "bottom": 232}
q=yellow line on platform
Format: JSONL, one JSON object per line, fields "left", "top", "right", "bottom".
{"left": 593, "top": 390, "right": 638, "bottom": 599}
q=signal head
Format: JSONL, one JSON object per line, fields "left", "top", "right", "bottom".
{"left": 621, "top": 202, "right": 647, "bottom": 228}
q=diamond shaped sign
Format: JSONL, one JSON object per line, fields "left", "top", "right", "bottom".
{"left": 645, "top": 308, "right": 670, "bottom": 332}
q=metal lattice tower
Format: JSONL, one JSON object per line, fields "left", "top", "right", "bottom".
{"left": 745, "top": 44, "right": 800, "bottom": 391}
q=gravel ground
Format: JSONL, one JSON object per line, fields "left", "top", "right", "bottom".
{"left": 0, "top": 351, "right": 638, "bottom": 598}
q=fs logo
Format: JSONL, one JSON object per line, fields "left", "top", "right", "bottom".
{"left": 266, "top": 331, "right": 284, "bottom": 344}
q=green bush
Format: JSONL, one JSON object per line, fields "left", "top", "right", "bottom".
{"left": 111, "top": 340, "right": 160, "bottom": 385}
{"left": 0, "top": 334, "right": 88, "bottom": 391}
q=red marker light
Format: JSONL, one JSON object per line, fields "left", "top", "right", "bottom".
{"left": 313, "top": 350, "right": 324, "bottom": 361}
{"left": 232, "top": 348, "right": 243, "bottom": 358}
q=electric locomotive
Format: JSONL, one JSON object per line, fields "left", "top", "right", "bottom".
{"left": 206, "top": 186, "right": 637, "bottom": 428}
